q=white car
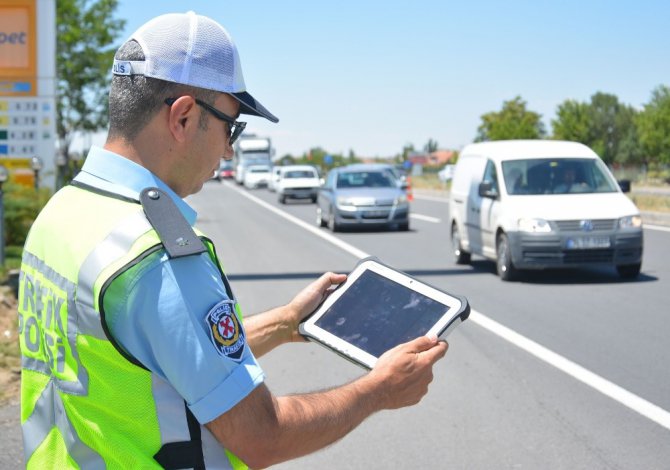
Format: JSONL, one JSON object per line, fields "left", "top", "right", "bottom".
{"left": 276, "top": 165, "right": 320, "bottom": 204}
{"left": 243, "top": 164, "right": 272, "bottom": 189}
{"left": 268, "top": 166, "right": 282, "bottom": 192}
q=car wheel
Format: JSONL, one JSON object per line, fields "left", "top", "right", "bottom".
{"left": 616, "top": 262, "right": 641, "bottom": 279}
{"left": 316, "top": 207, "right": 327, "bottom": 227}
{"left": 451, "top": 223, "right": 471, "bottom": 264}
{"left": 328, "top": 210, "right": 340, "bottom": 232}
{"left": 496, "top": 232, "right": 517, "bottom": 281}
{"left": 398, "top": 221, "right": 410, "bottom": 231}
{"left": 278, "top": 194, "right": 286, "bottom": 204}
{"left": 311, "top": 196, "right": 317, "bottom": 203}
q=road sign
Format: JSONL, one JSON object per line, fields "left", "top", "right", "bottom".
{"left": 0, "top": 0, "right": 56, "bottom": 188}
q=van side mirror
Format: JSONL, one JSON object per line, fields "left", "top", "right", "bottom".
{"left": 618, "top": 179, "right": 631, "bottom": 193}
{"left": 478, "top": 181, "right": 498, "bottom": 199}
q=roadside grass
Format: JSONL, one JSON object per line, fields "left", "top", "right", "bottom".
{"left": 408, "top": 173, "right": 449, "bottom": 192}
{"left": 628, "top": 194, "right": 670, "bottom": 213}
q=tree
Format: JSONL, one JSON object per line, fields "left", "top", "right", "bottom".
{"left": 401, "top": 143, "right": 414, "bottom": 162}
{"left": 56, "top": 0, "right": 126, "bottom": 179}
{"left": 586, "top": 92, "right": 640, "bottom": 164}
{"left": 551, "top": 100, "right": 590, "bottom": 143}
{"left": 552, "top": 93, "right": 642, "bottom": 165}
{"left": 475, "top": 96, "right": 546, "bottom": 142}
{"left": 637, "top": 85, "right": 670, "bottom": 165}
{"left": 424, "top": 138, "right": 439, "bottom": 153}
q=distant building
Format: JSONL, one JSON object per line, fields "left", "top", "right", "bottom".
{"left": 408, "top": 150, "right": 455, "bottom": 167}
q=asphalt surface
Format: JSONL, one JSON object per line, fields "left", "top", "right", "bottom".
{"left": 2, "top": 182, "right": 668, "bottom": 469}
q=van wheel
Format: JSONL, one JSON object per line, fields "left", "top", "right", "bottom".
{"left": 451, "top": 223, "right": 471, "bottom": 264}
{"left": 496, "top": 233, "right": 517, "bottom": 281}
{"left": 616, "top": 263, "right": 641, "bottom": 279}
{"left": 278, "top": 194, "right": 287, "bottom": 204}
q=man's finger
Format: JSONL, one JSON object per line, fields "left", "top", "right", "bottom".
{"left": 401, "top": 334, "right": 440, "bottom": 354}
{"left": 418, "top": 340, "right": 449, "bottom": 363}
{"left": 316, "top": 272, "right": 347, "bottom": 291}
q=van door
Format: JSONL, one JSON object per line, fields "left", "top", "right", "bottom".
{"left": 479, "top": 160, "right": 501, "bottom": 258}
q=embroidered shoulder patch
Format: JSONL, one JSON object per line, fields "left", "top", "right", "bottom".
{"left": 205, "top": 300, "right": 246, "bottom": 361}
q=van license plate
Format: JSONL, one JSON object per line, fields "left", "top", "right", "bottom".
{"left": 566, "top": 236, "right": 611, "bottom": 249}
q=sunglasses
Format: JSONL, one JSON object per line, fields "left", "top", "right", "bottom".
{"left": 165, "top": 97, "right": 246, "bottom": 145}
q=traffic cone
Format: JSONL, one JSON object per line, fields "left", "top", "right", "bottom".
{"left": 406, "top": 176, "right": 414, "bottom": 201}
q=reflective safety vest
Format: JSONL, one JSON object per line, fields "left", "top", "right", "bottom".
{"left": 18, "top": 183, "right": 248, "bottom": 469}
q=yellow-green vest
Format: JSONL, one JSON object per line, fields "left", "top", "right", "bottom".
{"left": 18, "top": 183, "right": 247, "bottom": 469}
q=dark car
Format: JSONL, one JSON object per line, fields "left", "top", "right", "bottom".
{"left": 316, "top": 165, "right": 410, "bottom": 231}
{"left": 212, "top": 161, "right": 235, "bottom": 181}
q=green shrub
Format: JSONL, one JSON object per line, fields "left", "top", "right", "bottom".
{"left": 3, "top": 182, "right": 51, "bottom": 247}
{"left": 1, "top": 183, "right": 52, "bottom": 281}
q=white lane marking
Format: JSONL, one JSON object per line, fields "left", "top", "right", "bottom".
{"left": 410, "top": 213, "right": 441, "bottom": 223}
{"left": 469, "top": 311, "right": 670, "bottom": 431}
{"left": 224, "top": 182, "right": 670, "bottom": 431}
{"left": 644, "top": 224, "right": 670, "bottom": 233}
{"left": 225, "top": 183, "right": 369, "bottom": 259}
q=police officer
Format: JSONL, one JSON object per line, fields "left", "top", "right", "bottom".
{"left": 18, "top": 11, "right": 448, "bottom": 469}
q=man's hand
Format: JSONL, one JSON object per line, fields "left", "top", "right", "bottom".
{"left": 243, "top": 272, "right": 346, "bottom": 356}
{"left": 367, "top": 335, "right": 449, "bottom": 410}
{"left": 284, "top": 272, "right": 347, "bottom": 343}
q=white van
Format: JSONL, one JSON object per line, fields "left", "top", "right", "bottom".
{"left": 448, "top": 140, "right": 643, "bottom": 281}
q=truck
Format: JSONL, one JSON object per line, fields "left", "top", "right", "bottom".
{"left": 233, "top": 134, "right": 274, "bottom": 185}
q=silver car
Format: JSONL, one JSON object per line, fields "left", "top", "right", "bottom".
{"left": 316, "top": 165, "right": 410, "bottom": 231}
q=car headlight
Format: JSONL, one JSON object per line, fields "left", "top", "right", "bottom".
{"left": 336, "top": 196, "right": 355, "bottom": 207}
{"left": 619, "top": 215, "right": 642, "bottom": 229}
{"left": 335, "top": 196, "right": 356, "bottom": 211}
{"left": 517, "top": 218, "right": 552, "bottom": 233}
{"left": 394, "top": 194, "right": 408, "bottom": 205}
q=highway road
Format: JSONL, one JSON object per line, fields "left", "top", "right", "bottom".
{"left": 193, "top": 181, "right": 670, "bottom": 469}
{"left": 2, "top": 180, "right": 668, "bottom": 469}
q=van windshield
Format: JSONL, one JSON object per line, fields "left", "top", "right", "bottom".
{"left": 501, "top": 158, "right": 619, "bottom": 195}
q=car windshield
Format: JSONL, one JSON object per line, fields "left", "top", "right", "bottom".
{"left": 285, "top": 170, "right": 316, "bottom": 179}
{"left": 336, "top": 171, "right": 395, "bottom": 189}
{"left": 501, "top": 158, "right": 619, "bottom": 195}
{"left": 250, "top": 167, "right": 270, "bottom": 173}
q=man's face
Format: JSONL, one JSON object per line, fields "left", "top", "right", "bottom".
{"left": 187, "top": 94, "right": 240, "bottom": 195}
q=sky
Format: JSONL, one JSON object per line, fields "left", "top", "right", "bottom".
{"left": 100, "top": 0, "right": 670, "bottom": 159}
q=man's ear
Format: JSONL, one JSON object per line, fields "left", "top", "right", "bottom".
{"left": 166, "top": 96, "right": 198, "bottom": 143}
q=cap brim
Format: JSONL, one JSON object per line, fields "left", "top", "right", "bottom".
{"left": 232, "top": 92, "right": 279, "bottom": 123}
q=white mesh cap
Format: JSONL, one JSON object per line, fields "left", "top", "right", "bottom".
{"left": 112, "top": 11, "right": 278, "bottom": 122}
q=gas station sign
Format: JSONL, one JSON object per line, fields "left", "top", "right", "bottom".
{"left": 0, "top": 0, "right": 55, "bottom": 188}
{"left": 0, "top": 0, "right": 37, "bottom": 97}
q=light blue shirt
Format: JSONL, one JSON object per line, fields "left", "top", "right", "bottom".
{"left": 74, "top": 146, "right": 265, "bottom": 423}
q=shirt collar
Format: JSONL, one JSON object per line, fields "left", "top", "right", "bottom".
{"left": 73, "top": 146, "right": 197, "bottom": 225}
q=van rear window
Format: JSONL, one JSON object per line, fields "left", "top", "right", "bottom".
{"left": 501, "top": 158, "right": 619, "bottom": 195}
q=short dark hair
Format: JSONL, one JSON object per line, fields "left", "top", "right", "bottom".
{"left": 108, "top": 40, "right": 218, "bottom": 142}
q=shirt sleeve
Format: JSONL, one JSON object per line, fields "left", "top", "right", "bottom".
{"left": 103, "top": 249, "right": 265, "bottom": 423}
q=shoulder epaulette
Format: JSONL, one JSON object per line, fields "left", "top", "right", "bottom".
{"left": 140, "top": 187, "right": 207, "bottom": 258}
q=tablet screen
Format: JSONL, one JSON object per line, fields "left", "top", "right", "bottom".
{"left": 314, "top": 269, "right": 451, "bottom": 357}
